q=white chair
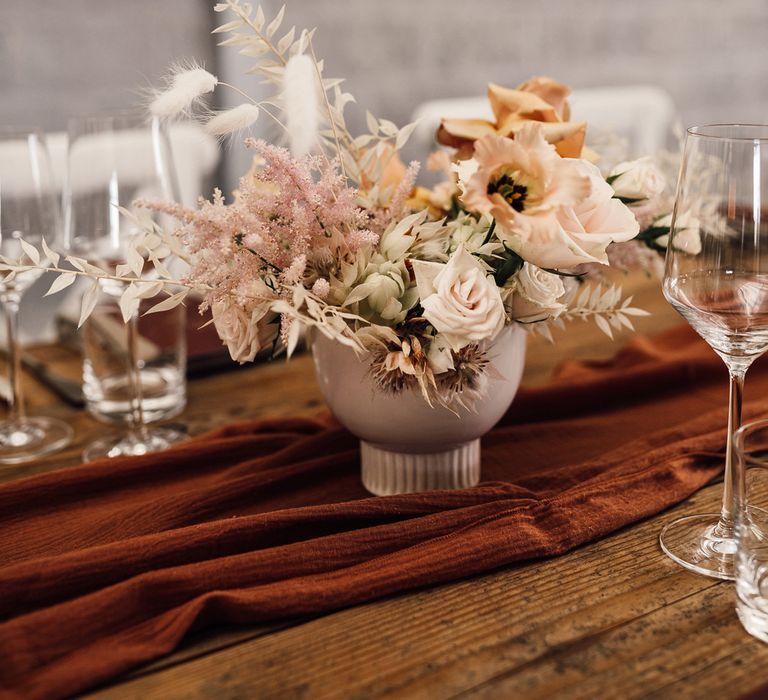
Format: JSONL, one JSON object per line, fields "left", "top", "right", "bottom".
{"left": 45, "top": 121, "right": 219, "bottom": 209}
{"left": 411, "top": 85, "right": 678, "bottom": 160}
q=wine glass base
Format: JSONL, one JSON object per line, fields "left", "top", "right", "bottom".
{"left": 659, "top": 513, "right": 737, "bottom": 580}
{"left": 83, "top": 427, "right": 187, "bottom": 462}
{"left": 0, "top": 417, "right": 73, "bottom": 464}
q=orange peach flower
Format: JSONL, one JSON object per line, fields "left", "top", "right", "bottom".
{"left": 437, "top": 77, "right": 587, "bottom": 159}
{"left": 360, "top": 143, "right": 407, "bottom": 196}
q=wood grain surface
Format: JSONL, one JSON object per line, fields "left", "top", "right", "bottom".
{"left": 6, "top": 272, "right": 768, "bottom": 699}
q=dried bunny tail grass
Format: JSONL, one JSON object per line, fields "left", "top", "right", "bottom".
{"left": 204, "top": 103, "right": 260, "bottom": 137}
{"left": 283, "top": 54, "right": 319, "bottom": 157}
{"left": 150, "top": 61, "right": 218, "bottom": 119}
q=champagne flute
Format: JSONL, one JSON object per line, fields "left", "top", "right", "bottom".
{"left": 0, "top": 129, "right": 73, "bottom": 463}
{"left": 63, "top": 113, "right": 186, "bottom": 461}
{"left": 662, "top": 124, "right": 768, "bottom": 579}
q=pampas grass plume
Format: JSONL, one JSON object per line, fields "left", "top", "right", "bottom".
{"left": 283, "top": 54, "right": 319, "bottom": 157}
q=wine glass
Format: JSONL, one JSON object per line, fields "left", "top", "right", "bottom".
{"left": 63, "top": 112, "right": 186, "bottom": 461}
{"left": 662, "top": 124, "right": 768, "bottom": 579}
{"left": 0, "top": 129, "right": 73, "bottom": 463}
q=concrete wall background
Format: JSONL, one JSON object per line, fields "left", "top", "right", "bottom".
{"left": 3, "top": 0, "right": 768, "bottom": 177}
{"left": 0, "top": 1, "right": 216, "bottom": 130}
{"left": 292, "top": 0, "right": 768, "bottom": 132}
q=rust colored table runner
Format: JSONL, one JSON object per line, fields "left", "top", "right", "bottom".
{"left": 0, "top": 325, "right": 765, "bottom": 699}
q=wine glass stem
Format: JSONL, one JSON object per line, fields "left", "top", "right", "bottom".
{"left": 3, "top": 295, "right": 25, "bottom": 424}
{"left": 125, "top": 313, "right": 149, "bottom": 443}
{"left": 719, "top": 369, "right": 746, "bottom": 533}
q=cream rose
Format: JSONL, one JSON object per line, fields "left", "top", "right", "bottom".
{"left": 507, "top": 263, "right": 566, "bottom": 322}
{"left": 212, "top": 297, "right": 272, "bottom": 364}
{"left": 654, "top": 211, "right": 702, "bottom": 255}
{"left": 608, "top": 157, "right": 666, "bottom": 201}
{"left": 411, "top": 245, "right": 506, "bottom": 351}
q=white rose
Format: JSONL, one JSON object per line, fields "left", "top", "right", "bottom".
{"left": 212, "top": 297, "right": 272, "bottom": 364}
{"left": 411, "top": 245, "right": 506, "bottom": 351}
{"left": 507, "top": 263, "right": 566, "bottom": 322}
{"left": 654, "top": 211, "right": 702, "bottom": 255}
{"left": 608, "top": 157, "right": 666, "bottom": 201}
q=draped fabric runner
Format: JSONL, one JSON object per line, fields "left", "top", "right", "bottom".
{"left": 1, "top": 325, "right": 766, "bottom": 699}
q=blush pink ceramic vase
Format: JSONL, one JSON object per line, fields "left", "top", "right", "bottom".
{"left": 311, "top": 325, "right": 527, "bottom": 495}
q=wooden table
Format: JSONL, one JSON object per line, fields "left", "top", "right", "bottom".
{"left": 5, "top": 272, "right": 768, "bottom": 699}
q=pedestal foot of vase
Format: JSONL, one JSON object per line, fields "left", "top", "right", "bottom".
{"left": 311, "top": 324, "right": 527, "bottom": 496}
{"left": 361, "top": 439, "right": 481, "bottom": 495}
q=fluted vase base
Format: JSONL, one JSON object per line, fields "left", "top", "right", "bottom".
{"left": 360, "top": 439, "right": 481, "bottom": 495}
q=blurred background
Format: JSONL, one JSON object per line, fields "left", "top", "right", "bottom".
{"left": 4, "top": 0, "right": 768, "bottom": 194}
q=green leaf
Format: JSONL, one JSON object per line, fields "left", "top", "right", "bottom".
{"left": 615, "top": 195, "right": 646, "bottom": 205}
{"left": 481, "top": 219, "right": 497, "bottom": 247}
{"left": 493, "top": 246, "right": 524, "bottom": 287}
{"left": 637, "top": 226, "right": 670, "bottom": 241}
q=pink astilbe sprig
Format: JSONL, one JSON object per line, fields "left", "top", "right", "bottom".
{"left": 347, "top": 228, "right": 379, "bottom": 251}
{"left": 138, "top": 138, "right": 373, "bottom": 321}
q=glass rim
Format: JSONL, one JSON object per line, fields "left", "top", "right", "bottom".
{"left": 687, "top": 123, "right": 768, "bottom": 142}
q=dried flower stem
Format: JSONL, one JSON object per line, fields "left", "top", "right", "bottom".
{"left": 1, "top": 264, "right": 207, "bottom": 292}
{"left": 215, "top": 82, "right": 289, "bottom": 135}
{"left": 227, "top": 2, "right": 287, "bottom": 66}
{"left": 308, "top": 37, "right": 345, "bottom": 178}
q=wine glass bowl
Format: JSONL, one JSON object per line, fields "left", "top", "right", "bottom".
{"left": 63, "top": 112, "right": 179, "bottom": 267}
{"left": 0, "top": 129, "right": 72, "bottom": 463}
{"left": 63, "top": 113, "right": 186, "bottom": 461}
{"left": 661, "top": 124, "right": 768, "bottom": 579}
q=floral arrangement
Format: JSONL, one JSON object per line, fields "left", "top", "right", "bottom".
{"left": 2, "top": 1, "right": 684, "bottom": 409}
